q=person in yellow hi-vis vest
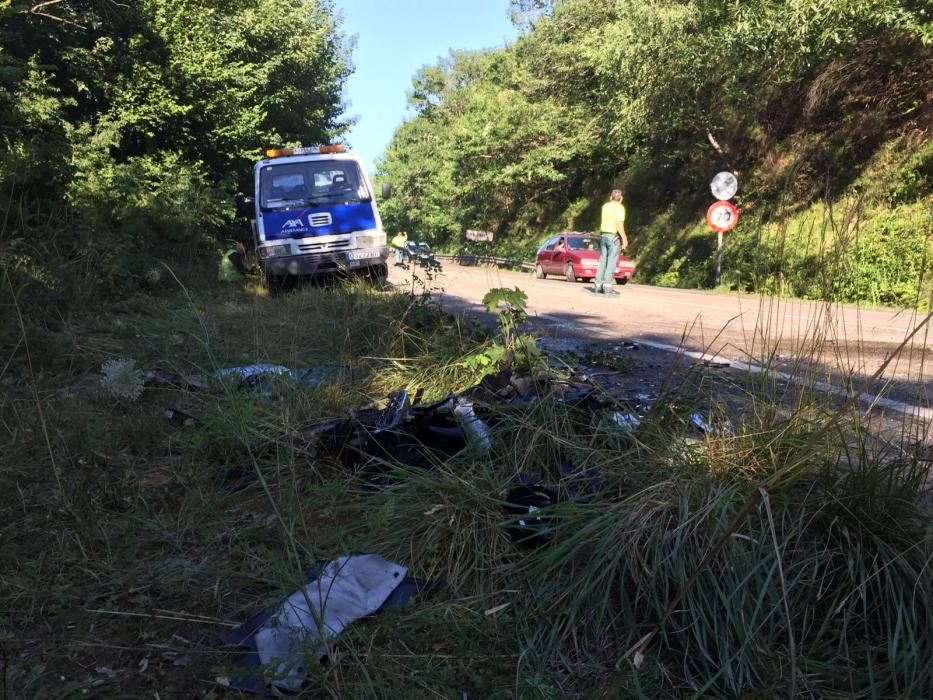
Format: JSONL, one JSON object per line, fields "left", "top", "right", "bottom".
{"left": 218, "top": 242, "right": 248, "bottom": 282}
{"left": 391, "top": 231, "right": 408, "bottom": 266}
{"left": 590, "top": 189, "right": 628, "bottom": 296}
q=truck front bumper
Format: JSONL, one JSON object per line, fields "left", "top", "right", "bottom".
{"left": 261, "top": 247, "right": 389, "bottom": 277}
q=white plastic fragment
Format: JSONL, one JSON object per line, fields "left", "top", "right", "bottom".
{"left": 612, "top": 412, "right": 641, "bottom": 432}
{"left": 453, "top": 399, "right": 492, "bottom": 451}
{"left": 255, "top": 554, "right": 408, "bottom": 691}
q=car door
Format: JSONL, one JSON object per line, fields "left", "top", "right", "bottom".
{"left": 549, "top": 236, "right": 567, "bottom": 273}
{"left": 537, "top": 237, "right": 558, "bottom": 273}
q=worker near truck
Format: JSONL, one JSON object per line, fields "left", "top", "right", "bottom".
{"left": 218, "top": 241, "right": 248, "bottom": 282}
{"left": 591, "top": 189, "right": 628, "bottom": 296}
{"left": 391, "top": 231, "right": 409, "bottom": 266}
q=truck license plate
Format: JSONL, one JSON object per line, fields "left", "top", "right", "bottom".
{"left": 347, "top": 249, "right": 379, "bottom": 261}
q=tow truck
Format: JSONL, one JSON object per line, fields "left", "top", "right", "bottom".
{"left": 235, "top": 144, "right": 391, "bottom": 292}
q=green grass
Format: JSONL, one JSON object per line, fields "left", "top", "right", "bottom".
{"left": 1, "top": 273, "right": 931, "bottom": 698}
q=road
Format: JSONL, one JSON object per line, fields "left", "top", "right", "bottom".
{"left": 389, "top": 261, "right": 933, "bottom": 412}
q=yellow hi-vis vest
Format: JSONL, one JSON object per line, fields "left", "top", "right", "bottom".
{"left": 218, "top": 248, "right": 240, "bottom": 281}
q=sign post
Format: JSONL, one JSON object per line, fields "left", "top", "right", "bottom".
{"left": 717, "top": 229, "right": 723, "bottom": 286}
{"left": 707, "top": 172, "right": 739, "bottom": 286}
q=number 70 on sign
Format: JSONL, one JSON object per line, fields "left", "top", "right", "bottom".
{"left": 706, "top": 200, "right": 739, "bottom": 233}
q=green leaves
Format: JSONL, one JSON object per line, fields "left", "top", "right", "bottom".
{"left": 0, "top": 0, "right": 350, "bottom": 301}
{"left": 481, "top": 286, "right": 528, "bottom": 315}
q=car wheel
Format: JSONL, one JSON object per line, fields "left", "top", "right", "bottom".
{"left": 564, "top": 263, "right": 577, "bottom": 283}
{"left": 534, "top": 264, "right": 546, "bottom": 279}
{"left": 616, "top": 276, "right": 629, "bottom": 285}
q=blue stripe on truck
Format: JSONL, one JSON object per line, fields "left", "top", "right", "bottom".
{"left": 261, "top": 203, "right": 377, "bottom": 240}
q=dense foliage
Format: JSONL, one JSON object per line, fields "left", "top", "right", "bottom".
{"left": 377, "top": 0, "right": 932, "bottom": 306}
{"left": 0, "top": 0, "right": 350, "bottom": 304}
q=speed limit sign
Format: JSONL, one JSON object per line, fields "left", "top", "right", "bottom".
{"left": 706, "top": 200, "right": 739, "bottom": 232}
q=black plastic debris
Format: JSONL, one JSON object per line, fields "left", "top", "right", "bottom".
{"left": 144, "top": 370, "right": 209, "bottom": 391}
{"left": 163, "top": 408, "right": 198, "bottom": 427}
{"left": 504, "top": 484, "right": 559, "bottom": 548}
{"left": 222, "top": 554, "right": 443, "bottom": 696}
{"left": 504, "top": 455, "right": 614, "bottom": 548}
{"left": 279, "top": 391, "right": 493, "bottom": 471}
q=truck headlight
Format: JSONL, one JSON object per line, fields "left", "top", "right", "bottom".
{"left": 258, "top": 245, "right": 290, "bottom": 259}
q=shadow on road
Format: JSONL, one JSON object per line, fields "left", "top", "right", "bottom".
{"left": 427, "top": 283, "right": 932, "bottom": 442}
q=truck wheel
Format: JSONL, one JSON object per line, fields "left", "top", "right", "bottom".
{"left": 368, "top": 263, "right": 389, "bottom": 288}
{"left": 534, "top": 264, "right": 546, "bottom": 279}
{"left": 263, "top": 274, "right": 283, "bottom": 296}
{"left": 564, "top": 263, "right": 577, "bottom": 283}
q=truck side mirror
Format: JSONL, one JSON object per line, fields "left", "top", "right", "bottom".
{"left": 234, "top": 194, "right": 254, "bottom": 219}
{"left": 381, "top": 183, "right": 393, "bottom": 200}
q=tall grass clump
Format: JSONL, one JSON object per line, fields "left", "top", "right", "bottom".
{"left": 511, "top": 441, "right": 931, "bottom": 696}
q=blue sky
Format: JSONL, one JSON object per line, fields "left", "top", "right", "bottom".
{"left": 336, "top": 0, "right": 518, "bottom": 174}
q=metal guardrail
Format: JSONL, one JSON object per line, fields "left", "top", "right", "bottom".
{"left": 434, "top": 253, "right": 534, "bottom": 271}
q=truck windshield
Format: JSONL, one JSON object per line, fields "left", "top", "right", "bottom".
{"left": 259, "top": 159, "right": 371, "bottom": 209}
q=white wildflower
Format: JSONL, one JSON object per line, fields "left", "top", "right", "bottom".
{"left": 99, "top": 358, "right": 145, "bottom": 401}
{"left": 144, "top": 267, "right": 162, "bottom": 286}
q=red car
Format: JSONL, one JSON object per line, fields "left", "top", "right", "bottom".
{"left": 534, "top": 232, "right": 636, "bottom": 284}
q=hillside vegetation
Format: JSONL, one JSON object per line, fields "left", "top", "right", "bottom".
{"left": 377, "top": 0, "right": 933, "bottom": 307}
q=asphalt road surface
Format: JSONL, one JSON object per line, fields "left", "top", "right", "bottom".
{"left": 389, "top": 260, "right": 932, "bottom": 414}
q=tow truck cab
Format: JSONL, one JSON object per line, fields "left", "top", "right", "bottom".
{"left": 240, "top": 145, "right": 389, "bottom": 288}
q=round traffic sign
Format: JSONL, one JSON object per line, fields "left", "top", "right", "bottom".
{"left": 710, "top": 171, "right": 738, "bottom": 201}
{"left": 706, "top": 200, "right": 739, "bottom": 232}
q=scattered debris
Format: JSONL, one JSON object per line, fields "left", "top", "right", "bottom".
{"left": 509, "top": 374, "right": 533, "bottom": 398}
{"left": 139, "top": 472, "right": 174, "bottom": 489}
{"left": 484, "top": 602, "right": 510, "bottom": 617}
{"left": 689, "top": 411, "right": 734, "bottom": 437}
{"left": 504, "top": 484, "right": 558, "bottom": 547}
{"left": 223, "top": 554, "right": 440, "bottom": 695}
{"left": 695, "top": 358, "right": 730, "bottom": 368}
{"left": 163, "top": 408, "right": 198, "bottom": 427}
{"left": 504, "top": 455, "right": 614, "bottom": 548}
{"left": 452, "top": 398, "right": 493, "bottom": 451}
{"left": 279, "top": 391, "right": 483, "bottom": 470}
{"left": 611, "top": 412, "right": 641, "bottom": 433}
{"left": 141, "top": 364, "right": 338, "bottom": 394}
{"left": 216, "top": 364, "right": 336, "bottom": 390}
{"left": 144, "top": 370, "right": 209, "bottom": 392}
